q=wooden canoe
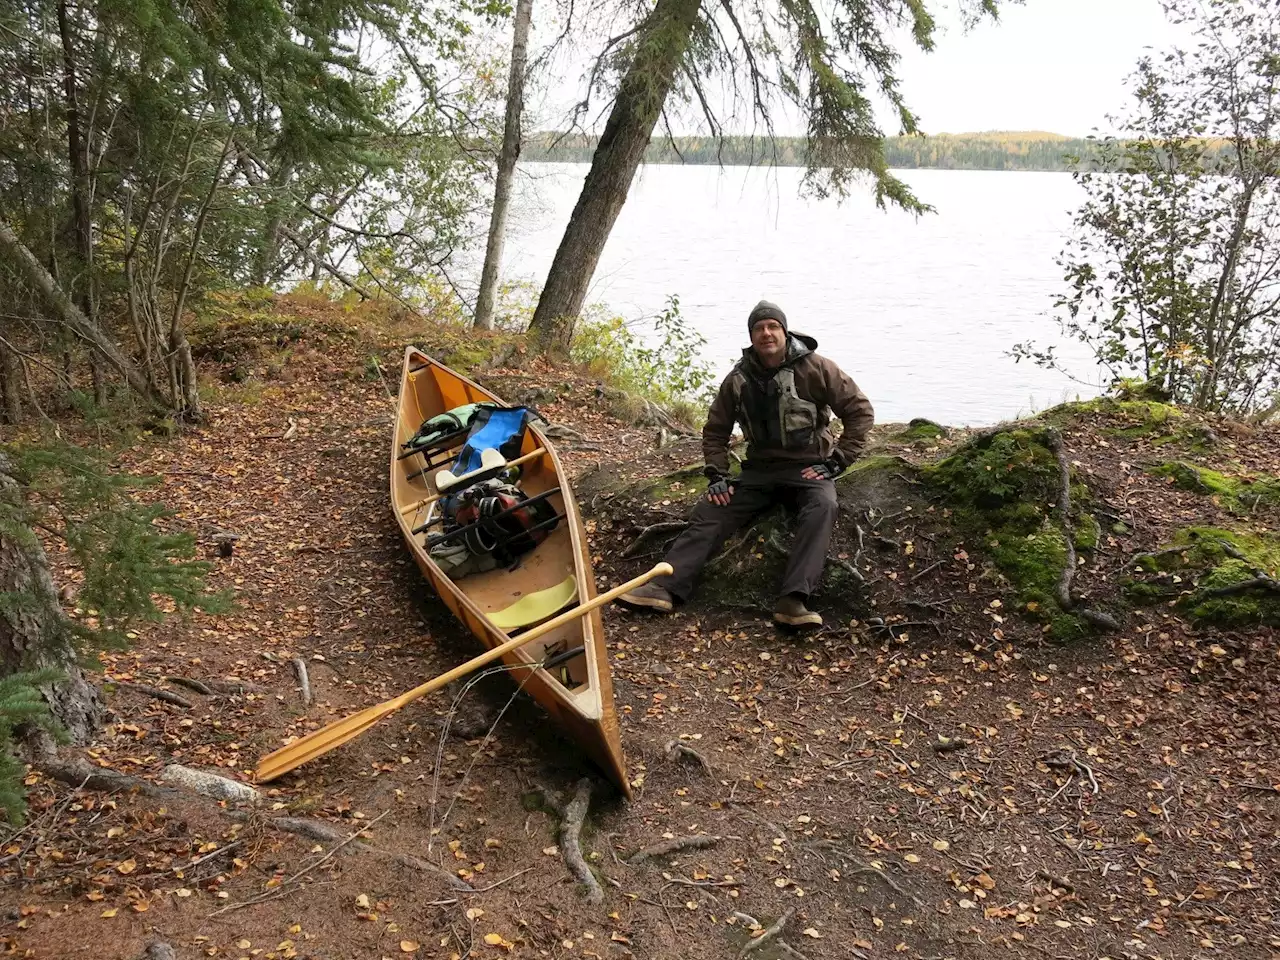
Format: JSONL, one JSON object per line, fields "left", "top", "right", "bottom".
{"left": 391, "top": 347, "right": 630, "bottom": 798}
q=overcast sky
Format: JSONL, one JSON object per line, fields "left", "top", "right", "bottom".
{"left": 527, "top": 0, "right": 1186, "bottom": 138}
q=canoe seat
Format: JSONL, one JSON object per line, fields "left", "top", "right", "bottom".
{"left": 488, "top": 575, "right": 579, "bottom": 632}
{"left": 435, "top": 447, "right": 506, "bottom": 494}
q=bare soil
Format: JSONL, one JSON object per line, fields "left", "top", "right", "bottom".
{"left": 2, "top": 302, "right": 1277, "bottom": 960}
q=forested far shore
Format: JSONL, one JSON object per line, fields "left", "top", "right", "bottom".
{"left": 524, "top": 130, "right": 1226, "bottom": 172}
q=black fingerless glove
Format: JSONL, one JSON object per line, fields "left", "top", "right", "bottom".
{"left": 809, "top": 458, "right": 841, "bottom": 481}
{"left": 707, "top": 476, "right": 732, "bottom": 498}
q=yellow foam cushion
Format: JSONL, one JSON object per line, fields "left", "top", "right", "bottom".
{"left": 487, "top": 575, "right": 579, "bottom": 631}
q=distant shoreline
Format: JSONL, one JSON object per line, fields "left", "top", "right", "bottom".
{"left": 525, "top": 130, "right": 1102, "bottom": 173}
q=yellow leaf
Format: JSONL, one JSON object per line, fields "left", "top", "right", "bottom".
{"left": 116, "top": 859, "right": 137, "bottom": 875}
{"left": 400, "top": 941, "right": 419, "bottom": 953}
{"left": 904, "top": 854, "right": 920, "bottom": 864}
{"left": 106, "top": 827, "right": 124, "bottom": 839}
{"left": 355, "top": 894, "right": 371, "bottom": 909}
{"left": 86, "top": 891, "right": 105, "bottom": 901}
{"left": 803, "top": 928, "right": 822, "bottom": 938}
{"left": 483, "top": 933, "right": 504, "bottom": 945}
{"left": 932, "top": 840, "right": 950, "bottom": 852}
{"left": 100, "top": 908, "right": 118, "bottom": 918}
{"left": 466, "top": 908, "right": 485, "bottom": 921}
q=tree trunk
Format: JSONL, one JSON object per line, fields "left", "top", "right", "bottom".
{"left": 254, "top": 159, "right": 296, "bottom": 287}
{"left": 0, "top": 457, "right": 103, "bottom": 746}
{"left": 474, "top": 0, "right": 534, "bottom": 331}
{"left": 527, "top": 0, "right": 703, "bottom": 353}
{"left": 0, "top": 217, "right": 165, "bottom": 413}
{"left": 57, "top": 0, "right": 104, "bottom": 406}
{"left": 0, "top": 336, "right": 22, "bottom": 425}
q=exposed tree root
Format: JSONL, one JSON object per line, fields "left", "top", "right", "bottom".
{"left": 625, "top": 833, "right": 721, "bottom": 866}
{"left": 664, "top": 738, "right": 713, "bottom": 775}
{"left": 166, "top": 676, "right": 214, "bottom": 696}
{"left": 38, "top": 756, "right": 473, "bottom": 891}
{"left": 292, "top": 657, "right": 312, "bottom": 705}
{"left": 623, "top": 521, "right": 689, "bottom": 558}
{"left": 559, "top": 777, "right": 604, "bottom": 903}
{"left": 1047, "top": 429, "right": 1121, "bottom": 631}
{"left": 737, "top": 907, "right": 793, "bottom": 959}
{"left": 113, "top": 682, "right": 192, "bottom": 709}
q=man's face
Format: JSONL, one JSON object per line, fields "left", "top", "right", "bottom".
{"left": 750, "top": 319, "right": 786, "bottom": 366}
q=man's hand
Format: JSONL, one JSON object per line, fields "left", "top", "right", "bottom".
{"left": 801, "top": 459, "right": 841, "bottom": 481}
{"left": 706, "top": 476, "right": 734, "bottom": 506}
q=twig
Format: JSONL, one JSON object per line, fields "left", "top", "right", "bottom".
{"left": 626, "top": 834, "right": 722, "bottom": 866}
{"left": 111, "top": 682, "right": 192, "bottom": 709}
{"left": 559, "top": 777, "right": 603, "bottom": 903}
{"left": 623, "top": 520, "right": 689, "bottom": 558}
{"left": 1041, "top": 748, "right": 1100, "bottom": 795}
{"left": 664, "top": 738, "right": 713, "bottom": 775}
{"left": 738, "top": 907, "right": 793, "bottom": 959}
{"left": 1034, "top": 869, "right": 1076, "bottom": 893}
{"left": 1234, "top": 782, "right": 1280, "bottom": 795}
{"left": 166, "top": 676, "right": 214, "bottom": 696}
{"left": 908, "top": 560, "right": 944, "bottom": 583}
{"left": 210, "top": 811, "right": 390, "bottom": 915}
{"left": 292, "top": 657, "right": 312, "bottom": 706}
{"left": 202, "top": 678, "right": 266, "bottom": 695}
{"left": 834, "top": 558, "right": 864, "bottom": 582}
{"left": 777, "top": 942, "right": 820, "bottom": 960}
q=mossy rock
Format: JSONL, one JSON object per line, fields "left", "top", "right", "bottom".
{"left": 1123, "top": 526, "right": 1280, "bottom": 625}
{"left": 921, "top": 428, "right": 1092, "bottom": 638}
{"left": 892, "top": 418, "right": 948, "bottom": 443}
{"left": 1147, "top": 461, "right": 1280, "bottom": 512}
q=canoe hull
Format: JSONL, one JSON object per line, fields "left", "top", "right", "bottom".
{"left": 391, "top": 348, "right": 629, "bottom": 797}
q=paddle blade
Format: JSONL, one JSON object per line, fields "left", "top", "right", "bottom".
{"left": 255, "top": 700, "right": 396, "bottom": 783}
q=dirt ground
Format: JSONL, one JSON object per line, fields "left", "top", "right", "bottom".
{"left": 2, "top": 309, "right": 1278, "bottom": 960}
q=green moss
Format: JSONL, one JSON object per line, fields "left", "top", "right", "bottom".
{"left": 924, "top": 429, "right": 1059, "bottom": 530}
{"left": 1074, "top": 515, "right": 1101, "bottom": 551}
{"left": 639, "top": 464, "right": 714, "bottom": 503}
{"left": 1123, "top": 526, "right": 1280, "bottom": 625}
{"left": 1148, "top": 462, "right": 1280, "bottom": 512}
{"left": 1042, "top": 396, "right": 1183, "bottom": 429}
{"left": 893, "top": 418, "right": 948, "bottom": 443}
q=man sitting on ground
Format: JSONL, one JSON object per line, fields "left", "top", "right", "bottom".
{"left": 617, "top": 300, "right": 874, "bottom": 627}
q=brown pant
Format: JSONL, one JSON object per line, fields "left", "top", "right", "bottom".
{"left": 657, "top": 463, "right": 838, "bottom": 601}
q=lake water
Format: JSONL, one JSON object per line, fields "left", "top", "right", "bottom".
{"left": 498, "top": 163, "right": 1104, "bottom": 426}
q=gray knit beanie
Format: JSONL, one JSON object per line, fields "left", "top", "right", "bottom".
{"left": 747, "top": 300, "right": 788, "bottom": 334}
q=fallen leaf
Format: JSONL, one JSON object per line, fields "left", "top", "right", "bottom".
{"left": 355, "top": 893, "right": 371, "bottom": 909}
{"left": 100, "top": 908, "right": 118, "bottom": 918}
{"left": 400, "top": 941, "right": 419, "bottom": 953}
{"left": 466, "top": 908, "right": 485, "bottom": 921}
{"left": 803, "top": 928, "right": 822, "bottom": 938}
{"left": 933, "top": 840, "right": 950, "bottom": 852}
{"left": 116, "top": 859, "right": 137, "bottom": 875}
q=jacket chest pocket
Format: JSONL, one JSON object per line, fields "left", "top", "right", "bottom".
{"left": 777, "top": 372, "right": 819, "bottom": 449}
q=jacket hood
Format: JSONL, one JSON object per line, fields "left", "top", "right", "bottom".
{"left": 741, "top": 331, "right": 818, "bottom": 372}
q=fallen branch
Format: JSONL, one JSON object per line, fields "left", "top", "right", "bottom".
{"left": 738, "top": 907, "right": 793, "bottom": 959}
{"left": 559, "top": 777, "right": 604, "bottom": 903}
{"left": 626, "top": 834, "right": 721, "bottom": 866}
{"left": 623, "top": 521, "right": 689, "bottom": 559}
{"left": 113, "top": 682, "right": 192, "bottom": 710}
{"left": 292, "top": 657, "right": 312, "bottom": 706}
{"left": 167, "top": 676, "right": 214, "bottom": 696}
{"left": 664, "top": 738, "right": 713, "bottom": 775}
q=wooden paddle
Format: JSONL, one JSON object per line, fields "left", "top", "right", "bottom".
{"left": 254, "top": 562, "right": 673, "bottom": 783}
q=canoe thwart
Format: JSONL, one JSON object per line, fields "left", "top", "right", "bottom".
{"left": 420, "top": 486, "right": 562, "bottom": 540}
{"left": 488, "top": 575, "right": 578, "bottom": 631}
{"left": 398, "top": 448, "right": 549, "bottom": 518}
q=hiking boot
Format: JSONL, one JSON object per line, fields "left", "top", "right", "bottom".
{"left": 617, "top": 582, "right": 674, "bottom": 613}
{"left": 773, "top": 594, "right": 823, "bottom": 628}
